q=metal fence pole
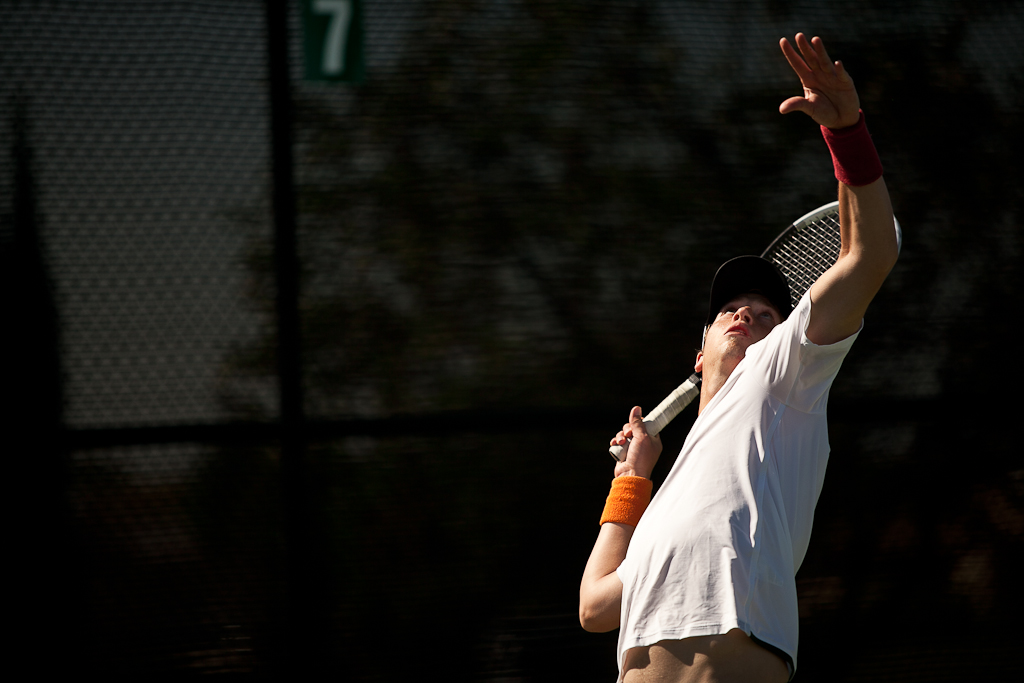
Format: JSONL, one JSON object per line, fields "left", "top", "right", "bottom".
{"left": 264, "top": 0, "right": 326, "bottom": 674}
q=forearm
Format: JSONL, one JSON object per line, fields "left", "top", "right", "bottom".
{"left": 826, "top": 112, "right": 898, "bottom": 272}
{"left": 827, "top": 177, "right": 898, "bottom": 320}
{"left": 579, "top": 473, "right": 653, "bottom": 632}
{"left": 807, "top": 178, "right": 897, "bottom": 343}
{"left": 580, "top": 411, "right": 659, "bottom": 632}
{"left": 806, "top": 112, "right": 899, "bottom": 343}
{"left": 838, "top": 178, "right": 898, "bottom": 274}
{"left": 579, "top": 521, "right": 632, "bottom": 632}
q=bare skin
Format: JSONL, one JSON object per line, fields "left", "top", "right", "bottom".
{"left": 580, "top": 32, "right": 899, "bottom": 682}
{"left": 579, "top": 406, "right": 661, "bottom": 634}
{"left": 622, "top": 632, "right": 788, "bottom": 683}
{"left": 696, "top": 294, "right": 782, "bottom": 415}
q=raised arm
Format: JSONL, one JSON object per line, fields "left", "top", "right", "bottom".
{"left": 780, "top": 34, "right": 899, "bottom": 345}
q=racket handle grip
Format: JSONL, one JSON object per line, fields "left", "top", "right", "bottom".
{"left": 608, "top": 373, "right": 703, "bottom": 461}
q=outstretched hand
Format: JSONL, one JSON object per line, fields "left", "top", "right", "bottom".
{"left": 779, "top": 33, "right": 861, "bottom": 130}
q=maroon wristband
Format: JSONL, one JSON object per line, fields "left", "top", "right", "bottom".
{"left": 820, "top": 110, "right": 883, "bottom": 187}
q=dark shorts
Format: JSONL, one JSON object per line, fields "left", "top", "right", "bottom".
{"left": 750, "top": 633, "right": 795, "bottom": 682}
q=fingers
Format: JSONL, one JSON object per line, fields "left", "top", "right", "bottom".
{"left": 782, "top": 33, "right": 840, "bottom": 81}
{"left": 795, "top": 33, "right": 822, "bottom": 72}
{"left": 810, "top": 35, "right": 837, "bottom": 73}
{"left": 609, "top": 406, "right": 646, "bottom": 447}
{"left": 629, "top": 405, "right": 643, "bottom": 424}
{"left": 798, "top": 34, "right": 835, "bottom": 75}
{"left": 629, "top": 406, "right": 649, "bottom": 436}
{"left": 610, "top": 406, "right": 663, "bottom": 479}
{"left": 833, "top": 59, "right": 849, "bottom": 81}
{"left": 778, "top": 95, "right": 813, "bottom": 116}
{"left": 623, "top": 406, "right": 644, "bottom": 436}
{"left": 779, "top": 36, "right": 810, "bottom": 78}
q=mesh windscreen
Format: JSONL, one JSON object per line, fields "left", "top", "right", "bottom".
{"left": 2, "top": 0, "right": 1021, "bottom": 679}
{"left": 1, "top": 0, "right": 277, "bottom": 429}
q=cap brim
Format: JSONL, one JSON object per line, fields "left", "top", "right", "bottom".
{"left": 705, "top": 256, "right": 793, "bottom": 331}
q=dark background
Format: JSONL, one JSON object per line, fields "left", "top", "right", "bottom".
{"left": 3, "top": 0, "right": 1020, "bottom": 680}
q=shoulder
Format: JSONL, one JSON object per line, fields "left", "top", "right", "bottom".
{"left": 742, "top": 291, "right": 857, "bottom": 404}
{"left": 779, "top": 289, "right": 861, "bottom": 352}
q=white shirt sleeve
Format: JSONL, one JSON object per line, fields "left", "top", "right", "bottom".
{"left": 744, "top": 290, "right": 861, "bottom": 413}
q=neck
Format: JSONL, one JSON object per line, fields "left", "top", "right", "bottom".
{"left": 697, "top": 358, "right": 741, "bottom": 414}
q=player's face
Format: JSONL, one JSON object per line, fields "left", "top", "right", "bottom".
{"left": 696, "top": 293, "right": 782, "bottom": 374}
{"left": 712, "top": 294, "right": 782, "bottom": 342}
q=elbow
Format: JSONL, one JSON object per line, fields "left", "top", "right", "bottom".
{"left": 578, "top": 607, "right": 602, "bottom": 632}
{"left": 579, "top": 569, "right": 623, "bottom": 631}
{"left": 579, "top": 601, "right": 616, "bottom": 633}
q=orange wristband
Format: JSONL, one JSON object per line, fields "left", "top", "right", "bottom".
{"left": 599, "top": 476, "right": 653, "bottom": 527}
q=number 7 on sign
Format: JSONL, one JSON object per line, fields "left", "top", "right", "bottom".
{"left": 313, "top": 0, "right": 353, "bottom": 76}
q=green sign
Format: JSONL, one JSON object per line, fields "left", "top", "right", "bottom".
{"left": 302, "top": 0, "right": 364, "bottom": 83}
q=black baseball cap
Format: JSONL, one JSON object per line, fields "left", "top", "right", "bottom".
{"left": 704, "top": 256, "right": 793, "bottom": 332}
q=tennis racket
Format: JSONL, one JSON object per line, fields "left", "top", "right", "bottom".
{"left": 609, "top": 200, "right": 902, "bottom": 460}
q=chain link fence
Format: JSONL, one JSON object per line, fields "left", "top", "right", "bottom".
{"left": 3, "top": 0, "right": 1021, "bottom": 679}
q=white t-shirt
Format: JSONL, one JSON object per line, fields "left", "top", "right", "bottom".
{"left": 615, "top": 291, "right": 859, "bottom": 679}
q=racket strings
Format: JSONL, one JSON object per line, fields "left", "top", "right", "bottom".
{"left": 764, "top": 213, "right": 842, "bottom": 308}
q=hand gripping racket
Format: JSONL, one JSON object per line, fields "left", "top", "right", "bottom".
{"left": 609, "top": 201, "right": 902, "bottom": 460}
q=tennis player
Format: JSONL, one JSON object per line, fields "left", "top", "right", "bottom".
{"left": 579, "top": 34, "right": 897, "bottom": 682}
